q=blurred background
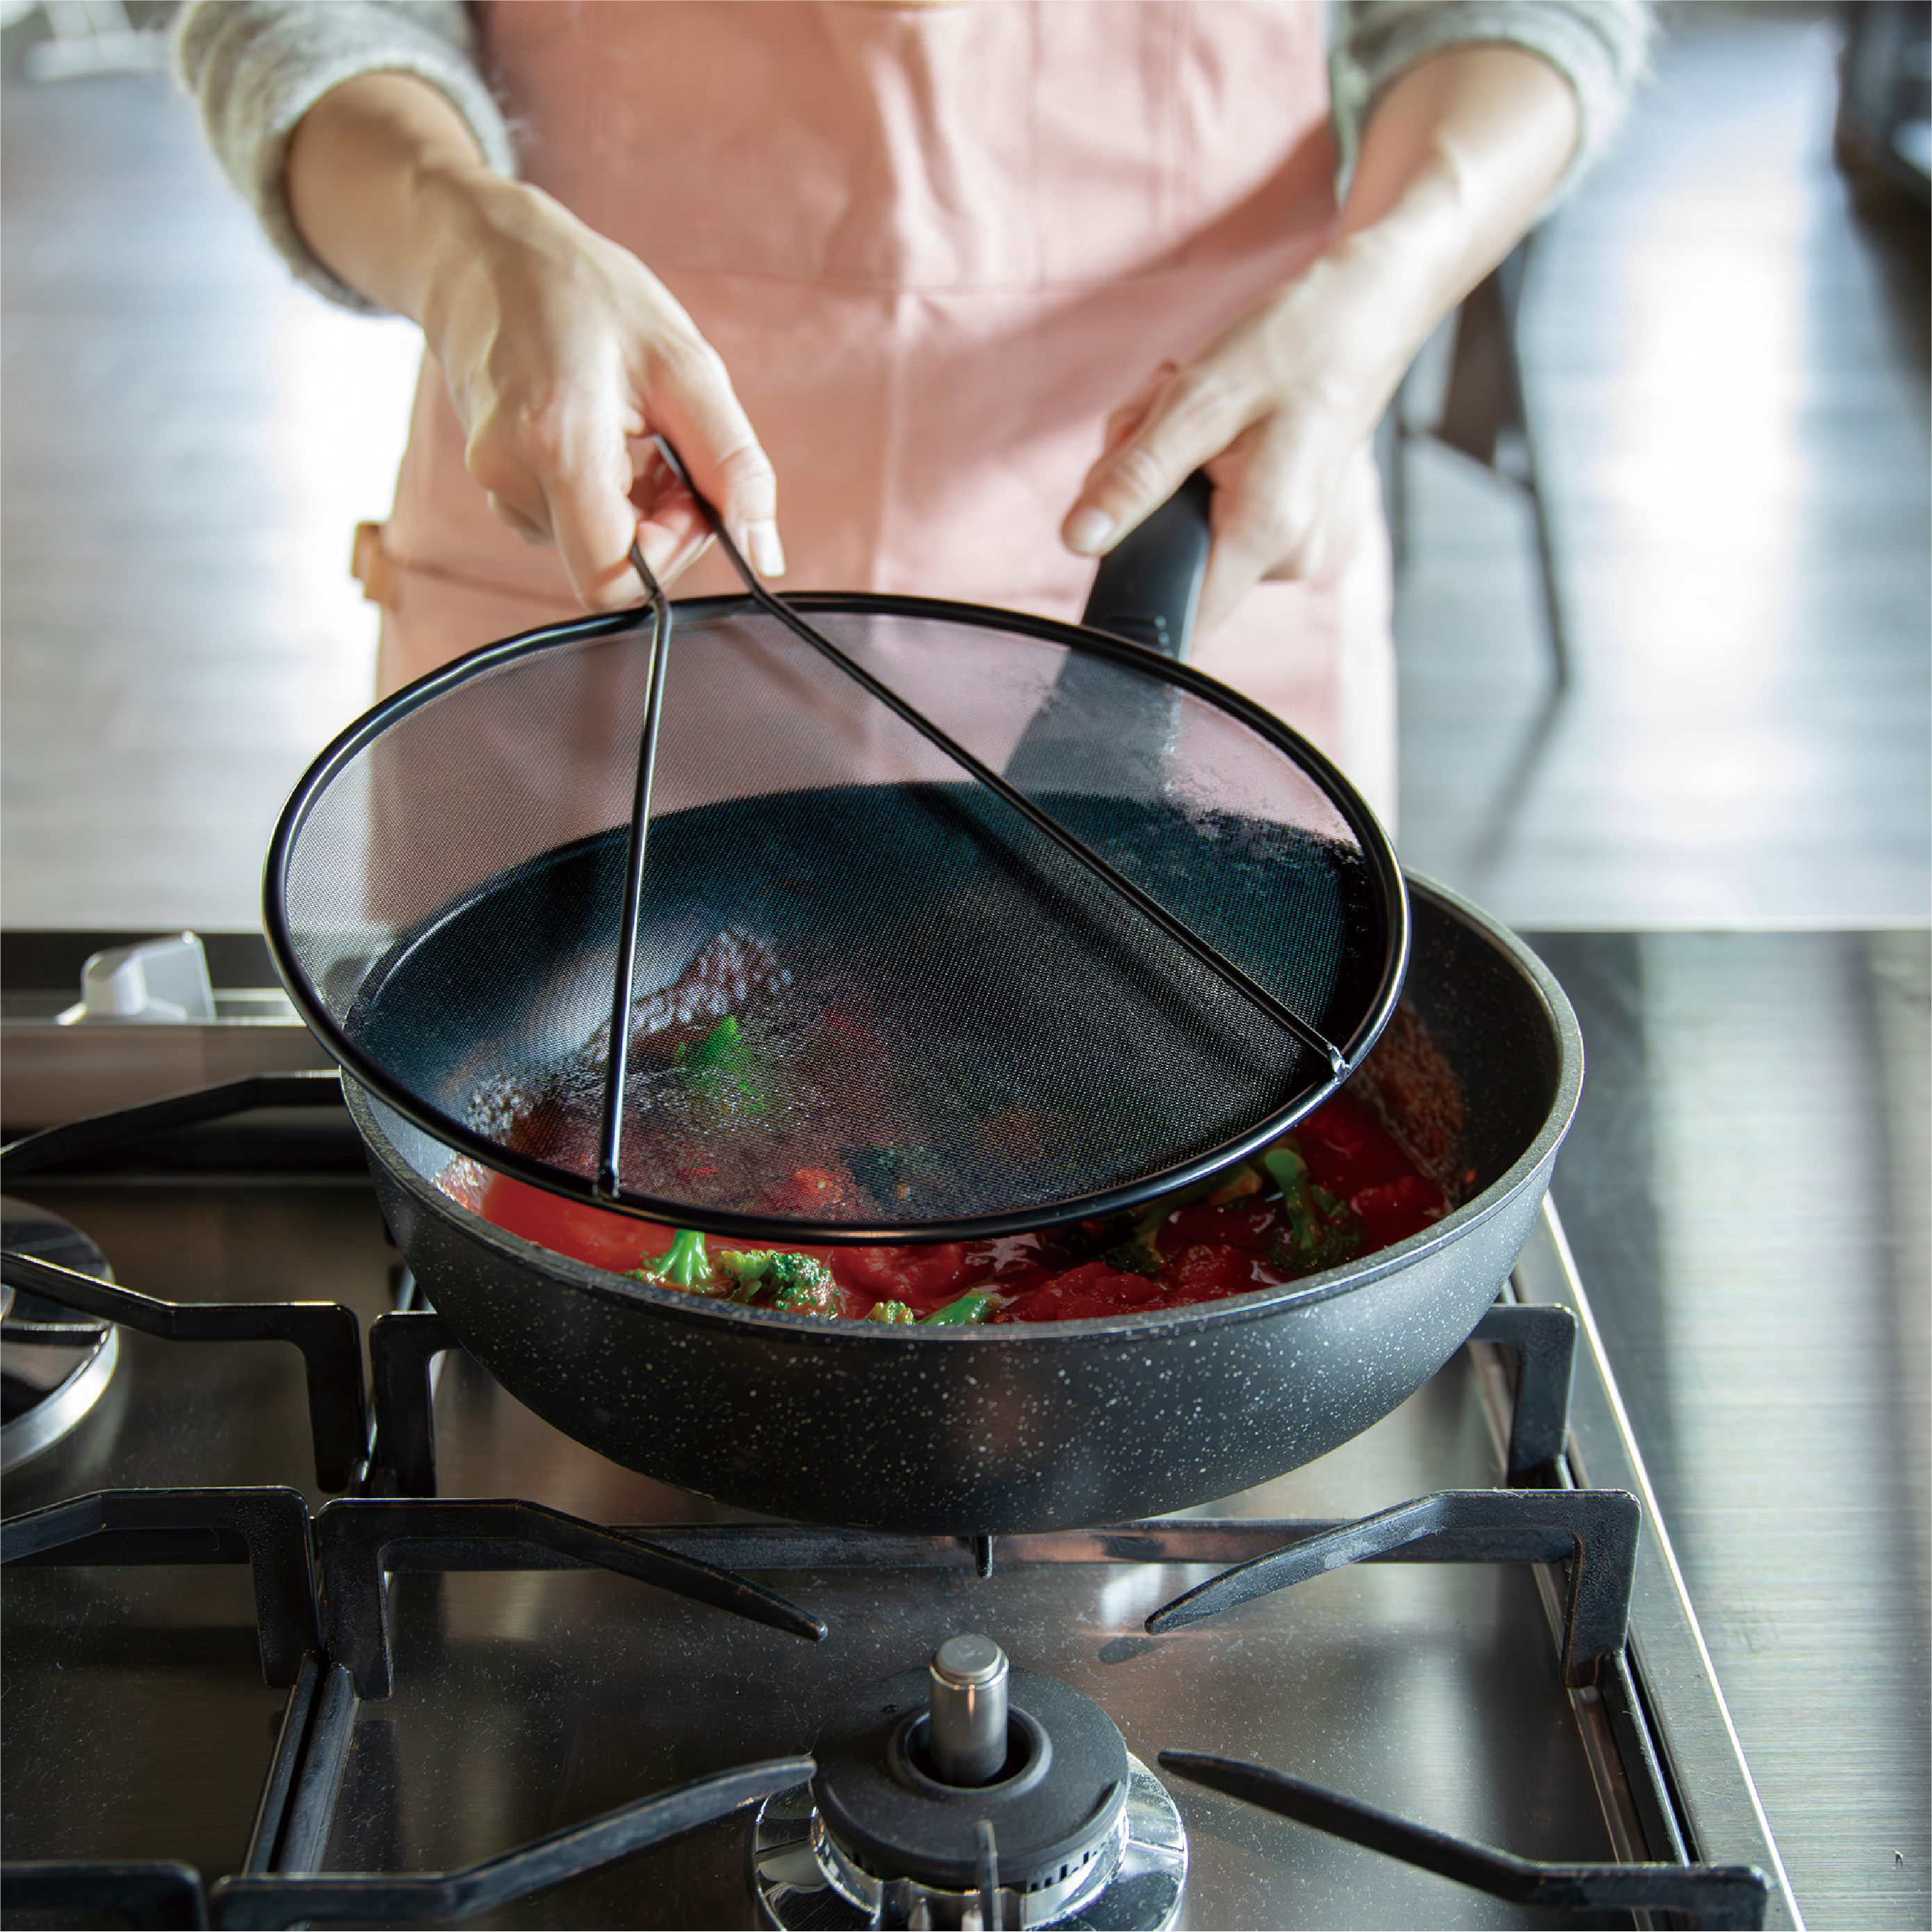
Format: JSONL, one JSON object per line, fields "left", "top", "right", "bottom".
{"left": 1, "top": 2, "right": 1927, "bottom": 1925}
{"left": 4, "top": 2, "right": 1925, "bottom": 934}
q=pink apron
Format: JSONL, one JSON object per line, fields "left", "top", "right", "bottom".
{"left": 360, "top": 0, "right": 1397, "bottom": 825}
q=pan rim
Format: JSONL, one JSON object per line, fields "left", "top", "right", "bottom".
{"left": 346, "top": 873, "right": 1581, "bottom": 1343}
{"left": 268, "top": 589, "right": 1410, "bottom": 1241}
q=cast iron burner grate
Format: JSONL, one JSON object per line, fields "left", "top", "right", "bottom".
{"left": 0, "top": 1074, "right": 1773, "bottom": 1929}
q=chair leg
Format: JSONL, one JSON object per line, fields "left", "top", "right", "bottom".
{"left": 1520, "top": 428, "right": 1570, "bottom": 692}
{"left": 1499, "top": 237, "right": 1571, "bottom": 692}
{"left": 1396, "top": 232, "right": 1573, "bottom": 688}
{"left": 1380, "top": 393, "right": 1411, "bottom": 576}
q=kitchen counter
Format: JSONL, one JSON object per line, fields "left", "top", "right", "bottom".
{"left": 1525, "top": 928, "right": 1931, "bottom": 1930}
{"left": 3, "top": 918, "right": 1810, "bottom": 1930}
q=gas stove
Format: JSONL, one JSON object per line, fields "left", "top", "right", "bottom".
{"left": 0, "top": 932, "right": 1801, "bottom": 1930}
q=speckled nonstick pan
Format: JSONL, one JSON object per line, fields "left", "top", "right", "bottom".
{"left": 347, "top": 875, "right": 1581, "bottom": 1534}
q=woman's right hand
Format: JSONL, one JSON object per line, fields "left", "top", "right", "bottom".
{"left": 286, "top": 74, "right": 781, "bottom": 611}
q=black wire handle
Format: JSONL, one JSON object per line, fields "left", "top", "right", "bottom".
{"left": 594, "top": 543, "right": 676, "bottom": 1200}
{"left": 644, "top": 439, "right": 1346, "bottom": 1074}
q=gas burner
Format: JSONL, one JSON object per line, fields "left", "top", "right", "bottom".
{"left": 753, "top": 1635, "right": 1187, "bottom": 1931}
{"left": 1, "top": 1197, "right": 119, "bottom": 1472}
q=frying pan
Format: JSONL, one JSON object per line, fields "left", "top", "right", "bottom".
{"left": 349, "top": 876, "right": 1577, "bottom": 1532}
{"left": 283, "top": 487, "right": 1582, "bottom": 1530}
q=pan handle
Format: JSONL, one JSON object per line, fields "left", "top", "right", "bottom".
{"left": 1077, "top": 470, "right": 1213, "bottom": 661}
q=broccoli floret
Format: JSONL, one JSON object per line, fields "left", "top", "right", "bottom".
{"left": 714, "top": 1248, "right": 838, "bottom": 1315}
{"left": 711, "top": 1248, "right": 771, "bottom": 1298}
{"left": 767, "top": 1252, "right": 834, "bottom": 1293}
{"left": 633, "top": 1235, "right": 845, "bottom": 1311}
{"left": 866, "top": 1300, "right": 917, "bottom": 1324}
{"left": 770, "top": 1256, "right": 838, "bottom": 1315}
{"left": 674, "top": 1015, "right": 766, "bottom": 1112}
{"left": 1262, "top": 1143, "right": 1363, "bottom": 1276}
{"left": 628, "top": 1228, "right": 716, "bottom": 1294}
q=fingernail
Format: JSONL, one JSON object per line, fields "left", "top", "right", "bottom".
{"left": 1064, "top": 507, "right": 1115, "bottom": 555}
{"left": 746, "top": 520, "right": 786, "bottom": 577}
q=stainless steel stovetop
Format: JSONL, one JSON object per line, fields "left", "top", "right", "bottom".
{"left": 0, "top": 934, "right": 1801, "bottom": 1930}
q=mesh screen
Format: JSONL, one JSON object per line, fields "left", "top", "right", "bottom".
{"left": 276, "top": 601, "right": 1393, "bottom": 1231}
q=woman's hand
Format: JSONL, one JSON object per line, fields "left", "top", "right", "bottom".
{"left": 1062, "top": 45, "right": 1582, "bottom": 634}
{"left": 286, "top": 74, "right": 781, "bottom": 612}
{"left": 418, "top": 174, "right": 783, "bottom": 606}
{"left": 1062, "top": 243, "right": 1425, "bottom": 635}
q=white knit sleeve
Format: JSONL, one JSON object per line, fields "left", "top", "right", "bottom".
{"left": 1332, "top": 0, "right": 1655, "bottom": 202}
{"left": 172, "top": 0, "right": 518, "bottom": 314}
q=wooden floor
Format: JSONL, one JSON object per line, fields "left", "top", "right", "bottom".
{"left": 2, "top": 6, "right": 1926, "bottom": 930}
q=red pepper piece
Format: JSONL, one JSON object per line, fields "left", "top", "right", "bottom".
{"left": 1168, "top": 1242, "right": 1252, "bottom": 1298}
{"left": 1348, "top": 1172, "right": 1446, "bottom": 1247}
{"left": 1297, "top": 1090, "right": 1415, "bottom": 1195}
{"left": 831, "top": 1240, "right": 975, "bottom": 1310}
{"left": 994, "top": 1259, "right": 1161, "bottom": 1323}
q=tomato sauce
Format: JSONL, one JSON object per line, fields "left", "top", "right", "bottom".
{"left": 455, "top": 1080, "right": 1452, "bottom": 1325}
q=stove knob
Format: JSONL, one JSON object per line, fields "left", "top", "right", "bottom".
{"left": 927, "top": 1633, "right": 1009, "bottom": 1787}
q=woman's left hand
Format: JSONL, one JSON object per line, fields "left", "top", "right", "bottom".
{"left": 1061, "top": 43, "right": 1583, "bottom": 635}
{"left": 1060, "top": 236, "right": 1422, "bottom": 635}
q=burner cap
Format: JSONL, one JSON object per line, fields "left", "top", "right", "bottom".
{"left": 817, "top": 1662, "right": 1127, "bottom": 1894}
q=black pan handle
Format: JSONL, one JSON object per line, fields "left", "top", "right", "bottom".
{"left": 1078, "top": 469, "right": 1213, "bottom": 660}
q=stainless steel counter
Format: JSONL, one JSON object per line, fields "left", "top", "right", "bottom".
{"left": 1526, "top": 929, "right": 1931, "bottom": 1930}
{"left": 1, "top": 1162, "right": 1794, "bottom": 1928}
